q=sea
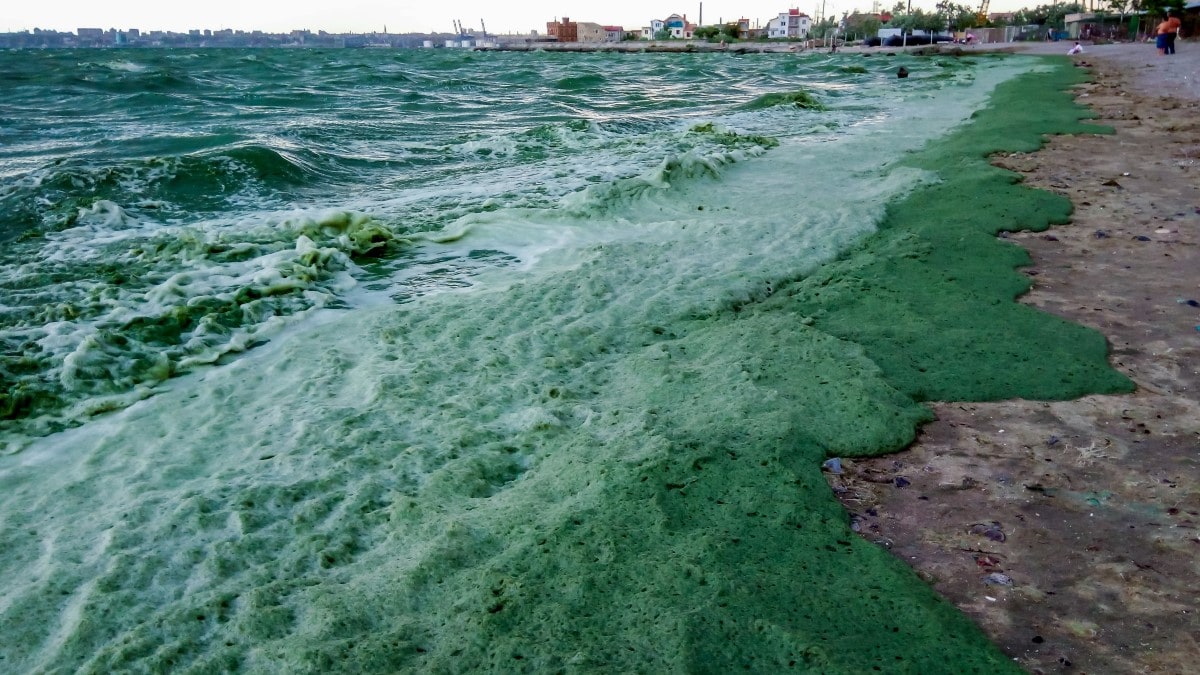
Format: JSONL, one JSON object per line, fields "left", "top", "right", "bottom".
{"left": 0, "top": 47, "right": 1051, "bottom": 672}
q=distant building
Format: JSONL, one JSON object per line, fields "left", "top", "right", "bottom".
{"left": 735, "top": 18, "right": 752, "bottom": 40}
{"left": 576, "top": 21, "right": 606, "bottom": 42}
{"left": 602, "top": 25, "right": 624, "bottom": 42}
{"left": 641, "top": 20, "right": 664, "bottom": 39}
{"left": 0, "top": 28, "right": 72, "bottom": 48}
{"left": 767, "top": 9, "right": 811, "bottom": 39}
{"left": 664, "top": 14, "right": 695, "bottom": 38}
{"left": 0, "top": 25, "right": 471, "bottom": 50}
{"left": 547, "top": 17, "right": 578, "bottom": 42}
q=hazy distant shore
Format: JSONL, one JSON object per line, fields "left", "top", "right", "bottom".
{"left": 478, "top": 39, "right": 1014, "bottom": 56}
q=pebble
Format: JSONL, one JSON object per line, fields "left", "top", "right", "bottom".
{"left": 970, "top": 521, "right": 1007, "bottom": 542}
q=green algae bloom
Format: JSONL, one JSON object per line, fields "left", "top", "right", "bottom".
{"left": 0, "top": 52, "right": 1134, "bottom": 674}
{"left": 741, "top": 90, "right": 826, "bottom": 110}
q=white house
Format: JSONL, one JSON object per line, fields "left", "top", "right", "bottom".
{"left": 641, "top": 14, "right": 694, "bottom": 39}
{"left": 641, "top": 19, "right": 666, "bottom": 39}
{"left": 767, "top": 9, "right": 811, "bottom": 39}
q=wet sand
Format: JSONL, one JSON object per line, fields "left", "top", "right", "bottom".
{"left": 830, "top": 42, "right": 1200, "bottom": 673}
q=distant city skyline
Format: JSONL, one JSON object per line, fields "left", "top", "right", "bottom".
{"left": 5, "top": 0, "right": 1029, "bottom": 36}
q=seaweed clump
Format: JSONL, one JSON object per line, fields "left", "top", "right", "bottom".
{"left": 740, "top": 90, "right": 825, "bottom": 110}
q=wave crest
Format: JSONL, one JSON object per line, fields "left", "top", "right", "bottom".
{"left": 0, "top": 208, "right": 411, "bottom": 440}
{"left": 739, "top": 90, "right": 825, "bottom": 111}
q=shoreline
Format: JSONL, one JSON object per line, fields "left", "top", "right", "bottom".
{"left": 473, "top": 39, "right": 1006, "bottom": 56}
{"left": 829, "top": 42, "right": 1200, "bottom": 673}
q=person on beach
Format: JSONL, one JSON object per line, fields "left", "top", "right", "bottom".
{"left": 1157, "top": 11, "right": 1181, "bottom": 55}
{"left": 1068, "top": 41, "right": 1083, "bottom": 55}
{"left": 1166, "top": 11, "right": 1181, "bottom": 55}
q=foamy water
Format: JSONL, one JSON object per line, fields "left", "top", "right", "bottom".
{"left": 0, "top": 48, "right": 1043, "bottom": 671}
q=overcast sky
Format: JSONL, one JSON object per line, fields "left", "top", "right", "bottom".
{"left": 4, "top": 0, "right": 1029, "bottom": 36}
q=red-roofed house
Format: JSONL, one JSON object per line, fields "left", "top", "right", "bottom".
{"left": 767, "top": 9, "right": 811, "bottom": 39}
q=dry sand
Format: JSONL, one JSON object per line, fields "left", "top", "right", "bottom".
{"left": 829, "top": 41, "right": 1200, "bottom": 674}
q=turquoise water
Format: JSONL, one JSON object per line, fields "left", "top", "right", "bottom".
{"left": 0, "top": 48, "right": 1082, "bottom": 672}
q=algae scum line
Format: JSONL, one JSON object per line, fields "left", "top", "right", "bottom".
{"left": 0, "top": 49, "right": 1131, "bottom": 672}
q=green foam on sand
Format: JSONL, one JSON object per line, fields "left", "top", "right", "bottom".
{"left": 267, "top": 62, "right": 1128, "bottom": 672}
{"left": 401, "top": 61, "right": 1132, "bottom": 672}
{"left": 774, "top": 61, "right": 1133, "bottom": 404}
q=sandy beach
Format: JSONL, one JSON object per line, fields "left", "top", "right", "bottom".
{"left": 830, "top": 41, "right": 1200, "bottom": 673}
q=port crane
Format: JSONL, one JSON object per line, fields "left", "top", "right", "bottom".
{"left": 976, "top": 0, "right": 990, "bottom": 24}
{"left": 451, "top": 19, "right": 487, "bottom": 38}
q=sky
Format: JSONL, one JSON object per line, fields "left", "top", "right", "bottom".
{"left": 5, "top": 0, "right": 1033, "bottom": 36}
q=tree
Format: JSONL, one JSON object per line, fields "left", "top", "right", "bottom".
{"left": 1023, "top": 3, "right": 1086, "bottom": 28}
{"left": 937, "top": 2, "right": 982, "bottom": 29}
{"left": 918, "top": 10, "right": 948, "bottom": 32}
{"left": 812, "top": 16, "right": 840, "bottom": 38}
{"left": 845, "top": 13, "right": 884, "bottom": 40}
{"left": 891, "top": 9, "right": 947, "bottom": 33}
{"left": 695, "top": 23, "right": 740, "bottom": 41}
{"left": 1108, "top": 0, "right": 1132, "bottom": 15}
{"left": 1139, "top": 0, "right": 1185, "bottom": 18}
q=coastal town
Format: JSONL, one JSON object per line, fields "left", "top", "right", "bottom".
{"left": 3, "top": 11, "right": 839, "bottom": 50}
{"left": 2, "top": 2, "right": 1195, "bottom": 49}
